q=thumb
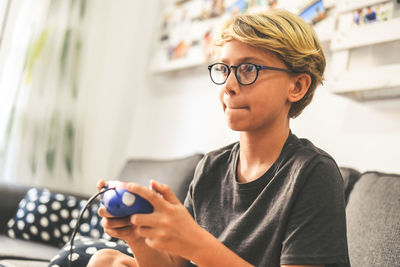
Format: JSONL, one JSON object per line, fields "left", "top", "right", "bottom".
{"left": 150, "top": 180, "right": 180, "bottom": 204}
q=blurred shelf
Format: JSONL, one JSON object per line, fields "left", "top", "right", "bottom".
{"left": 336, "top": 0, "right": 391, "bottom": 14}
{"left": 330, "top": 63, "right": 400, "bottom": 99}
{"left": 331, "top": 17, "right": 400, "bottom": 50}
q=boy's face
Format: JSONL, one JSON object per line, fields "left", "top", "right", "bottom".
{"left": 218, "top": 40, "right": 295, "bottom": 132}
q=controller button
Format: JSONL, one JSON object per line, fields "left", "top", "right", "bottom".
{"left": 122, "top": 192, "right": 136, "bottom": 206}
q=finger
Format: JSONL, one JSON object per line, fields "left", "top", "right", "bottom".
{"left": 136, "top": 226, "right": 167, "bottom": 250}
{"left": 130, "top": 213, "right": 160, "bottom": 228}
{"left": 150, "top": 180, "right": 180, "bottom": 204}
{"left": 136, "top": 225, "right": 155, "bottom": 239}
{"left": 104, "top": 224, "right": 134, "bottom": 238}
{"left": 101, "top": 216, "right": 132, "bottom": 229}
{"left": 98, "top": 206, "right": 114, "bottom": 218}
{"left": 97, "top": 179, "right": 107, "bottom": 191}
{"left": 126, "top": 183, "right": 166, "bottom": 209}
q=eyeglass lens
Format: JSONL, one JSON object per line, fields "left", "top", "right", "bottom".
{"left": 210, "top": 63, "right": 258, "bottom": 85}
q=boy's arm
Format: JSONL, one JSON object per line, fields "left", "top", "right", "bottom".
{"left": 129, "top": 181, "right": 254, "bottom": 267}
{"left": 127, "top": 224, "right": 252, "bottom": 267}
{"left": 126, "top": 240, "right": 189, "bottom": 267}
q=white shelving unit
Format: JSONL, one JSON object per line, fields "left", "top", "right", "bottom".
{"left": 328, "top": 0, "right": 400, "bottom": 100}
{"left": 151, "top": 0, "right": 400, "bottom": 101}
{"left": 331, "top": 17, "right": 400, "bottom": 50}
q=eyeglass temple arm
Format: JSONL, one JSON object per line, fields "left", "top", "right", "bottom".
{"left": 259, "top": 65, "right": 293, "bottom": 73}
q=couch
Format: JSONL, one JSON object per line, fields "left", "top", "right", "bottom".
{"left": 0, "top": 154, "right": 399, "bottom": 267}
{"left": 0, "top": 153, "right": 203, "bottom": 267}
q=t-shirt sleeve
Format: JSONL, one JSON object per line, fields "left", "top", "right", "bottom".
{"left": 184, "top": 183, "right": 194, "bottom": 217}
{"left": 280, "top": 156, "right": 349, "bottom": 266}
{"left": 184, "top": 155, "right": 206, "bottom": 218}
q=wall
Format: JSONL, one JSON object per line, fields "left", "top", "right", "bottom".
{"left": 290, "top": 86, "right": 400, "bottom": 173}
{"left": 126, "top": 66, "right": 239, "bottom": 159}
{"left": 74, "top": 0, "right": 161, "bottom": 194}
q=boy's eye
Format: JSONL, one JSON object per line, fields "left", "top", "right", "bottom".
{"left": 216, "top": 65, "right": 228, "bottom": 73}
{"left": 240, "top": 64, "right": 256, "bottom": 73}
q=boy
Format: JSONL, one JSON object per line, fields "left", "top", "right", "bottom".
{"left": 89, "top": 9, "right": 349, "bottom": 267}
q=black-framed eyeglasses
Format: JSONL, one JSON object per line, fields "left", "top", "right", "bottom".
{"left": 207, "top": 63, "right": 293, "bottom": 86}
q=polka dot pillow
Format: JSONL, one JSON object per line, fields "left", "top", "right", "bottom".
{"left": 73, "top": 200, "right": 118, "bottom": 242}
{"left": 6, "top": 188, "right": 82, "bottom": 246}
{"left": 49, "top": 236, "right": 132, "bottom": 267}
{"left": 6, "top": 188, "right": 111, "bottom": 247}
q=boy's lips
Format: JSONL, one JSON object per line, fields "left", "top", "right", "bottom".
{"left": 227, "top": 106, "right": 248, "bottom": 110}
{"left": 225, "top": 104, "right": 249, "bottom": 110}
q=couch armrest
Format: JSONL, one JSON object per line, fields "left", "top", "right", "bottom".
{"left": 339, "top": 167, "right": 361, "bottom": 205}
{"left": 346, "top": 171, "right": 400, "bottom": 266}
{"left": 0, "top": 182, "right": 31, "bottom": 234}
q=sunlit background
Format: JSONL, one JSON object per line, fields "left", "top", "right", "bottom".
{"left": 1, "top": 0, "right": 400, "bottom": 195}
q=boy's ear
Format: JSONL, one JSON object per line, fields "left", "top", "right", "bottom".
{"left": 288, "top": 73, "right": 312, "bottom": 103}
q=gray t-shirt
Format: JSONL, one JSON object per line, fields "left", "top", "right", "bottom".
{"left": 184, "top": 132, "right": 350, "bottom": 267}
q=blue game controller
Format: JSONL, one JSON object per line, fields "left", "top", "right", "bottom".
{"left": 101, "top": 181, "right": 154, "bottom": 217}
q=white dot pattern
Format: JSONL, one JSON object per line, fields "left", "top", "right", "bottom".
{"left": 26, "top": 213, "right": 35, "bottom": 224}
{"left": 22, "top": 232, "right": 30, "bottom": 240}
{"left": 61, "top": 224, "right": 69, "bottom": 234}
{"left": 38, "top": 204, "right": 47, "bottom": 214}
{"left": 40, "top": 217, "right": 49, "bottom": 227}
{"left": 49, "top": 236, "right": 132, "bottom": 266}
{"left": 51, "top": 201, "right": 61, "bottom": 211}
{"left": 85, "top": 247, "right": 97, "bottom": 254}
{"left": 7, "top": 219, "right": 15, "bottom": 228}
{"left": 54, "top": 228, "right": 61, "bottom": 238}
{"left": 67, "top": 198, "right": 77, "bottom": 208}
{"left": 60, "top": 209, "right": 69, "bottom": 219}
{"left": 7, "top": 187, "right": 126, "bottom": 266}
{"left": 30, "top": 225, "right": 38, "bottom": 235}
{"left": 6, "top": 188, "right": 111, "bottom": 247}
{"left": 17, "top": 220, "right": 25, "bottom": 230}
{"left": 26, "top": 202, "right": 36, "bottom": 211}
{"left": 8, "top": 229, "right": 15, "bottom": 238}
{"left": 80, "top": 223, "right": 90, "bottom": 233}
{"left": 41, "top": 231, "right": 50, "bottom": 241}
{"left": 16, "top": 209, "right": 24, "bottom": 218}
{"left": 50, "top": 213, "right": 58, "bottom": 222}
{"left": 39, "top": 195, "right": 50, "bottom": 203}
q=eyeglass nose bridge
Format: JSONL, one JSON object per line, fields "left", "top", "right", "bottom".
{"left": 224, "top": 65, "right": 241, "bottom": 84}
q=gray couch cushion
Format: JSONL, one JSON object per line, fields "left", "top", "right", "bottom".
{"left": 0, "top": 235, "right": 59, "bottom": 261}
{"left": 118, "top": 153, "right": 203, "bottom": 202}
{"left": 0, "top": 183, "right": 30, "bottom": 234}
{"left": 0, "top": 259, "right": 49, "bottom": 267}
{"left": 346, "top": 171, "right": 400, "bottom": 267}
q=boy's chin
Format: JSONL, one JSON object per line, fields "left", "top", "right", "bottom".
{"left": 226, "top": 121, "right": 248, "bottom": 132}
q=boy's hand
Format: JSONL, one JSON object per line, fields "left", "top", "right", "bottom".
{"left": 97, "top": 179, "right": 205, "bottom": 261}
{"left": 96, "top": 179, "right": 145, "bottom": 245}
{"left": 127, "top": 180, "right": 205, "bottom": 259}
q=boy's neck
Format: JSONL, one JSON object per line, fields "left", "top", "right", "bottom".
{"left": 237, "top": 122, "right": 290, "bottom": 183}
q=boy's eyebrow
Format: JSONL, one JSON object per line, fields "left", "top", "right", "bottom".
{"left": 220, "top": 56, "right": 265, "bottom": 64}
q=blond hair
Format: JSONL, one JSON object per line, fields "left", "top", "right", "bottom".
{"left": 214, "top": 9, "right": 326, "bottom": 118}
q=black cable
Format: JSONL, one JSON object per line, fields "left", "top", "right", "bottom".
{"left": 68, "top": 187, "right": 115, "bottom": 267}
